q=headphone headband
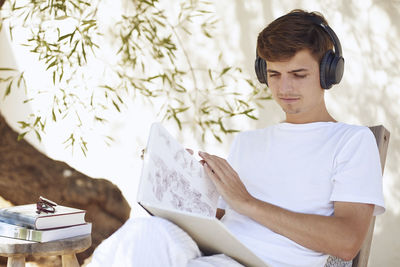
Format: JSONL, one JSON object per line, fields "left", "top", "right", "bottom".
{"left": 307, "top": 16, "right": 342, "bottom": 57}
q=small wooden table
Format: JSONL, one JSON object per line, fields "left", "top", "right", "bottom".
{"left": 0, "top": 234, "right": 91, "bottom": 267}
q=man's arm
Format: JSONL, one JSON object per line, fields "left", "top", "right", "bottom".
{"left": 199, "top": 151, "right": 374, "bottom": 261}
{"left": 244, "top": 199, "right": 373, "bottom": 261}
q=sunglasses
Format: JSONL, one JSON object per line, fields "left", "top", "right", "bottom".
{"left": 36, "top": 196, "right": 57, "bottom": 214}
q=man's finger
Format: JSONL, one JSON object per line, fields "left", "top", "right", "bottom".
{"left": 199, "top": 151, "right": 231, "bottom": 179}
{"left": 199, "top": 151, "right": 221, "bottom": 169}
{"left": 206, "top": 163, "right": 215, "bottom": 174}
{"left": 204, "top": 162, "right": 218, "bottom": 180}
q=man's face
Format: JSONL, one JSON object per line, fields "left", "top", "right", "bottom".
{"left": 266, "top": 49, "right": 326, "bottom": 123}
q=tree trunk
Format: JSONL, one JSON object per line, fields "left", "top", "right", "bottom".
{"left": 0, "top": 113, "right": 131, "bottom": 265}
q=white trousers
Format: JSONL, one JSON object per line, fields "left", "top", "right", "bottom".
{"left": 87, "top": 216, "right": 244, "bottom": 267}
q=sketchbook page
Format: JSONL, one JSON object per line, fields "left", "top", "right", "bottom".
{"left": 145, "top": 205, "right": 270, "bottom": 267}
{"left": 138, "top": 123, "right": 219, "bottom": 217}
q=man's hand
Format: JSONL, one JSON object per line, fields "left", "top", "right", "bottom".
{"left": 198, "top": 151, "right": 254, "bottom": 214}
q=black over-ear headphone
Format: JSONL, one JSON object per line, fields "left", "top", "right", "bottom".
{"left": 255, "top": 16, "right": 344, "bottom": 89}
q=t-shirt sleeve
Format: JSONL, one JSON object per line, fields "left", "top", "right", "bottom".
{"left": 217, "top": 134, "right": 242, "bottom": 210}
{"left": 330, "top": 127, "right": 385, "bottom": 215}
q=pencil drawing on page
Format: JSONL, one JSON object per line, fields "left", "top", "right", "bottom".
{"left": 139, "top": 123, "right": 219, "bottom": 217}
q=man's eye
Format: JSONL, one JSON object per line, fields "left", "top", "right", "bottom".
{"left": 294, "top": 74, "right": 307, "bottom": 78}
{"left": 269, "top": 74, "right": 278, "bottom": 78}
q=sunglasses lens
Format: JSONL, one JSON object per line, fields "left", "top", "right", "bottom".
{"left": 36, "top": 201, "right": 56, "bottom": 213}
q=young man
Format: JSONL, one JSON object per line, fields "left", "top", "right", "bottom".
{"left": 88, "top": 9, "right": 384, "bottom": 267}
{"left": 198, "top": 9, "right": 384, "bottom": 266}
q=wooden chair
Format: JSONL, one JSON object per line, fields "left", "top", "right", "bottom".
{"left": 0, "top": 234, "right": 91, "bottom": 267}
{"left": 325, "top": 125, "right": 390, "bottom": 267}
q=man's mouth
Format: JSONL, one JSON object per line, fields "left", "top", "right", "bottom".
{"left": 280, "top": 97, "right": 300, "bottom": 104}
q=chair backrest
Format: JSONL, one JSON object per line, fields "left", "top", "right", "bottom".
{"left": 351, "top": 125, "right": 390, "bottom": 267}
{"left": 325, "top": 125, "right": 390, "bottom": 267}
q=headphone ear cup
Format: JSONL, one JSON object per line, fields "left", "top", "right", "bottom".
{"left": 319, "top": 50, "right": 334, "bottom": 89}
{"left": 255, "top": 56, "right": 268, "bottom": 85}
{"left": 332, "top": 56, "right": 344, "bottom": 86}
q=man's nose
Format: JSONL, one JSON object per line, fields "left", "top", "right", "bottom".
{"left": 278, "top": 75, "right": 294, "bottom": 93}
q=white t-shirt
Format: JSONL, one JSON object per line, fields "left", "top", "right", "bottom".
{"left": 219, "top": 122, "right": 385, "bottom": 267}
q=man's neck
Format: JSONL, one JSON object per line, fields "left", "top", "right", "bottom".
{"left": 284, "top": 110, "right": 336, "bottom": 124}
{"left": 284, "top": 97, "right": 336, "bottom": 124}
{"left": 284, "top": 117, "right": 336, "bottom": 124}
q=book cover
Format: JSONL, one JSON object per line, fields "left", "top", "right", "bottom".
{"left": 0, "top": 221, "right": 91, "bottom": 242}
{"left": 0, "top": 204, "right": 86, "bottom": 230}
{"left": 137, "top": 123, "right": 270, "bottom": 267}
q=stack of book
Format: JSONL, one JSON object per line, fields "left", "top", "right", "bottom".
{"left": 0, "top": 203, "right": 91, "bottom": 242}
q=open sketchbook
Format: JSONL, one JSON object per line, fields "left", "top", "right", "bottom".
{"left": 137, "top": 123, "right": 269, "bottom": 267}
